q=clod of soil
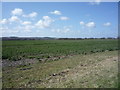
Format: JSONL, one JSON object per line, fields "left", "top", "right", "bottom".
{"left": 20, "top": 67, "right": 32, "bottom": 71}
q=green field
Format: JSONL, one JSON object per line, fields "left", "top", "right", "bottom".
{"left": 2, "top": 39, "right": 119, "bottom": 88}
{"left": 2, "top": 39, "right": 118, "bottom": 61}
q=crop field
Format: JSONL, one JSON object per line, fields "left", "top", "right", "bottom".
{"left": 2, "top": 39, "right": 119, "bottom": 88}
{"left": 2, "top": 39, "right": 118, "bottom": 61}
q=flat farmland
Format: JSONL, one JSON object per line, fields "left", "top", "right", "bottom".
{"left": 2, "top": 39, "right": 118, "bottom": 61}
{"left": 2, "top": 39, "right": 119, "bottom": 88}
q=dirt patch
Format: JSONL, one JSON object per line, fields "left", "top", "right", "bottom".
{"left": 2, "top": 59, "right": 39, "bottom": 67}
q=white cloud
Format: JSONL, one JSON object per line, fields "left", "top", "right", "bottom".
{"left": 86, "top": 22, "right": 96, "bottom": 28}
{"left": 2, "top": 23, "right": 34, "bottom": 34}
{"left": 103, "top": 22, "right": 111, "bottom": 26}
{"left": 90, "top": 0, "right": 101, "bottom": 5}
{"left": 24, "top": 25, "right": 34, "bottom": 32}
{"left": 50, "top": 10, "right": 62, "bottom": 15}
{"left": 51, "top": 26, "right": 71, "bottom": 33}
{"left": 52, "top": 28, "right": 70, "bottom": 33}
{"left": 79, "top": 21, "right": 96, "bottom": 28}
{"left": 22, "top": 21, "right": 31, "bottom": 25}
{"left": 52, "top": 29, "right": 61, "bottom": 33}
{"left": 60, "top": 16, "right": 69, "bottom": 20}
{"left": 19, "top": 25, "right": 35, "bottom": 32}
{"left": 35, "top": 16, "right": 54, "bottom": 29}
{"left": 29, "top": 12, "right": 37, "bottom": 17}
{"left": 0, "top": 19, "right": 8, "bottom": 24}
{"left": 1, "top": 27, "right": 8, "bottom": 32}
{"left": 63, "top": 26, "right": 71, "bottom": 33}
{"left": 14, "top": 25, "right": 34, "bottom": 32}
{"left": 1, "top": 26, "right": 19, "bottom": 34}
{"left": 63, "top": 28, "right": 70, "bottom": 33}
{"left": 11, "top": 8, "right": 23, "bottom": 15}
{"left": 80, "top": 21, "right": 85, "bottom": 25}
{"left": 9, "top": 16, "right": 20, "bottom": 22}
{"left": 23, "top": 12, "right": 37, "bottom": 18}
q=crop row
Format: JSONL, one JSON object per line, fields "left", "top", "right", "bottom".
{"left": 2, "top": 39, "right": 118, "bottom": 61}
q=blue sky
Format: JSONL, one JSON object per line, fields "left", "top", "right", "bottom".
{"left": 1, "top": 2, "right": 118, "bottom": 38}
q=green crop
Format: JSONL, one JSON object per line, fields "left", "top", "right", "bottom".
{"left": 2, "top": 39, "right": 118, "bottom": 61}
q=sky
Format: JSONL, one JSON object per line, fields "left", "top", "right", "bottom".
{"left": 1, "top": 2, "right": 118, "bottom": 38}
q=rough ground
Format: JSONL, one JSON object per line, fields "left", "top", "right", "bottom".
{"left": 2, "top": 51, "right": 118, "bottom": 88}
{"left": 38, "top": 57, "right": 118, "bottom": 88}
